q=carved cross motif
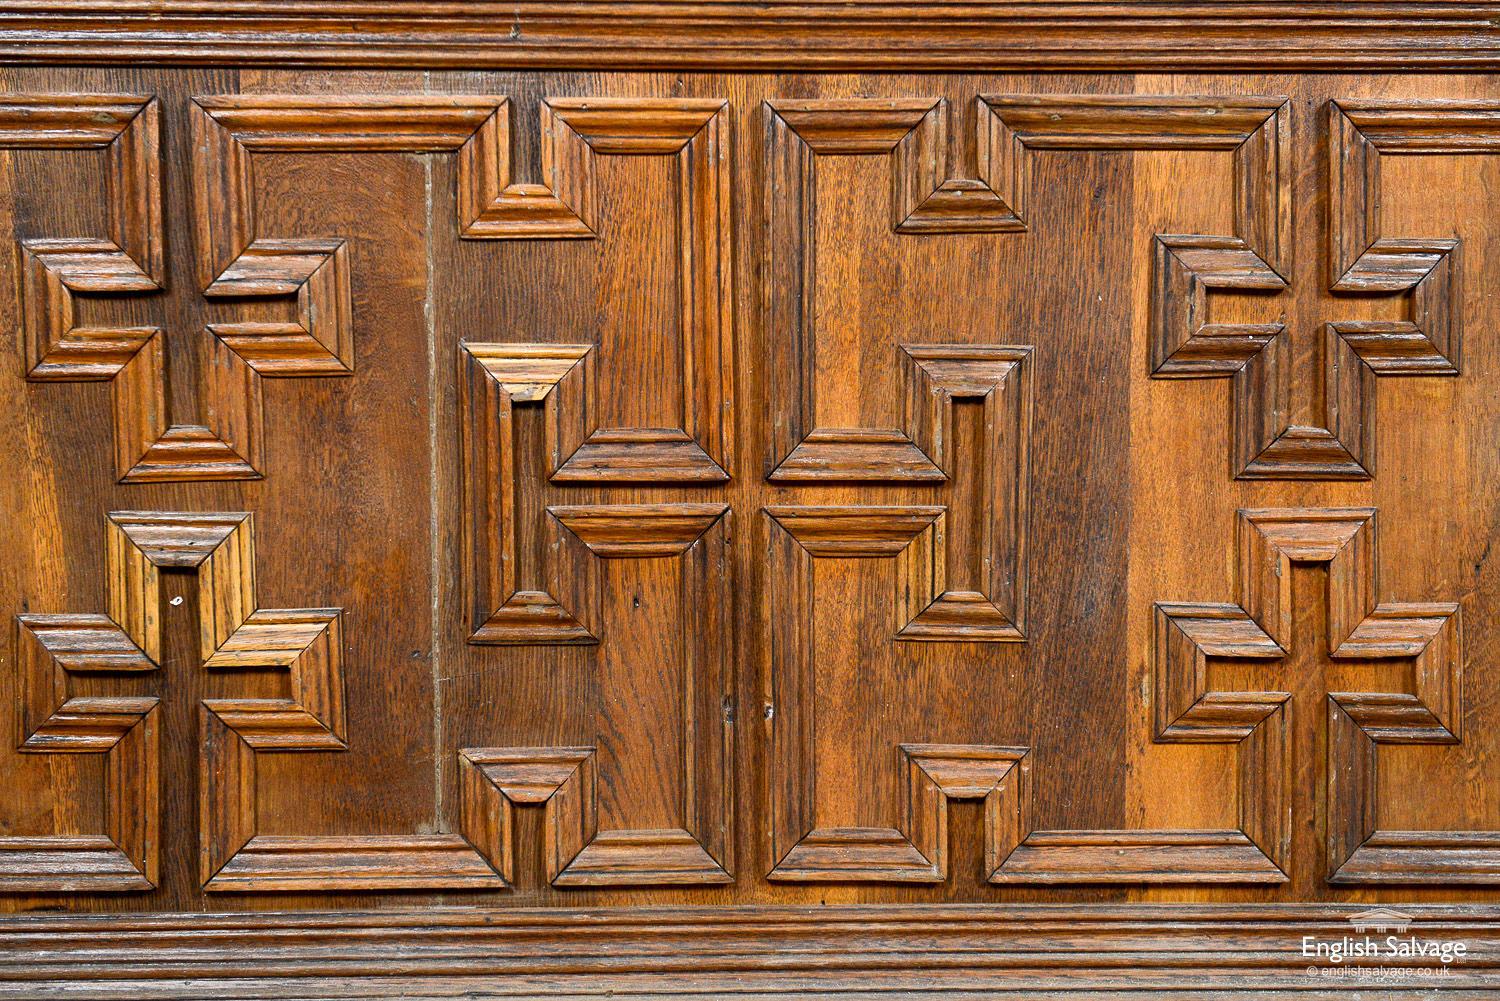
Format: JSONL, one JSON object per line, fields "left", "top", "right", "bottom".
{"left": 7, "top": 95, "right": 349, "bottom": 482}
{"left": 3, "top": 511, "right": 346, "bottom": 890}
{"left": 1156, "top": 507, "right": 1482, "bottom": 884}
{"left": 3, "top": 508, "right": 654, "bottom": 893}
{"left": 1151, "top": 100, "right": 1486, "bottom": 480}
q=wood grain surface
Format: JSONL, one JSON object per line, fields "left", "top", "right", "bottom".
{"left": 2, "top": 19, "right": 1500, "bottom": 994}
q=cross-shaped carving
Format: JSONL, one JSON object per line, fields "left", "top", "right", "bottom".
{"left": 1156, "top": 507, "right": 1491, "bottom": 884}
{"left": 7, "top": 94, "right": 353, "bottom": 482}
{"left": 1150, "top": 100, "right": 1480, "bottom": 480}
{"left": 3, "top": 511, "right": 344, "bottom": 890}
{"left": 4, "top": 508, "right": 632, "bottom": 893}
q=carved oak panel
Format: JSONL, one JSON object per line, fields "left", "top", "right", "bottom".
{"left": 2, "top": 33, "right": 1499, "bottom": 992}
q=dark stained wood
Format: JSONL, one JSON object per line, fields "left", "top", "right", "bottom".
{"left": 2, "top": 13, "right": 1500, "bottom": 995}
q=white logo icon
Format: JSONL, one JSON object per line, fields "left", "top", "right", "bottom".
{"left": 1347, "top": 908, "right": 1414, "bottom": 935}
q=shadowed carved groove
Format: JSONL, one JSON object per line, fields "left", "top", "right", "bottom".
{"left": 770, "top": 743, "right": 1029, "bottom": 882}
{"left": 1159, "top": 507, "right": 1481, "bottom": 885}
{"left": 460, "top": 342, "right": 595, "bottom": 644}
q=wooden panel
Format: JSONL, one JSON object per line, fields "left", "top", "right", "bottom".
{"left": 3, "top": 9, "right": 1500, "bottom": 993}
